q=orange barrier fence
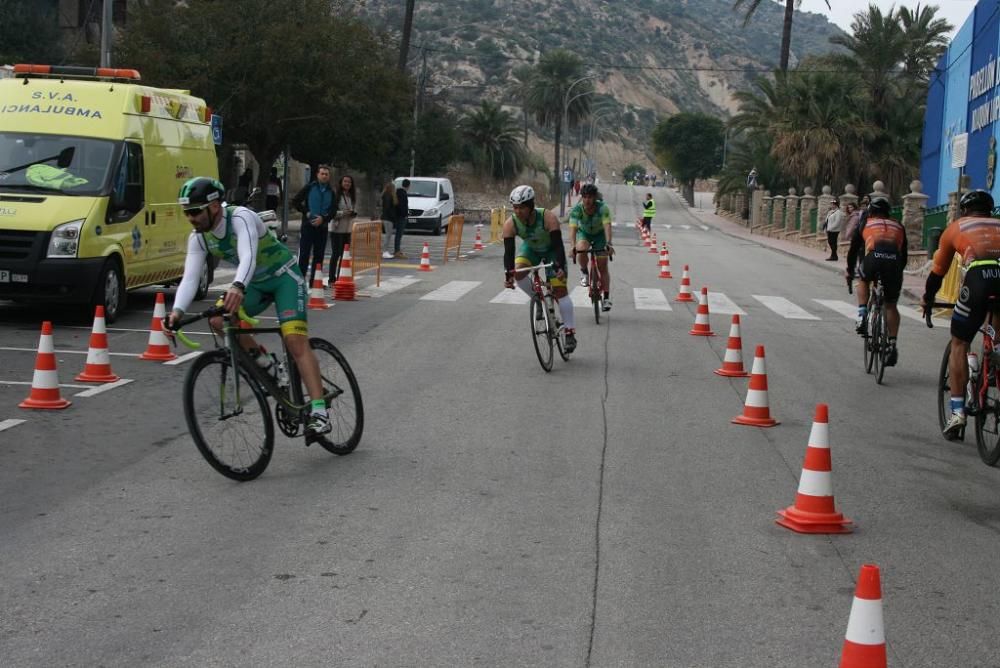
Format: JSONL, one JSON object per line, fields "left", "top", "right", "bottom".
{"left": 350, "top": 220, "right": 382, "bottom": 287}
{"left": 442, "top": 214, "right": 465, "bottom": 263}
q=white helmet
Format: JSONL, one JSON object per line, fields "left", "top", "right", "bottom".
{"left": 509, "top": 185, "right": 535, "bottom": 206}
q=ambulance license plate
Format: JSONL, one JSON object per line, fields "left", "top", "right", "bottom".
{"left": 0, "top": 270, "right": 9, "bottom": 283}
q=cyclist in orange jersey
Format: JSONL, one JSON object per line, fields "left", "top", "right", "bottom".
{"left": 846, "top": 197, "right": 908, "bottom": 365}
{"left": 922, "top": 189, "right": 1000, "bottom": 437}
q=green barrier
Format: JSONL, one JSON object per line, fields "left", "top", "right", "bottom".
{"left": 926, "top": 227, "right": 944, "bottom": 257}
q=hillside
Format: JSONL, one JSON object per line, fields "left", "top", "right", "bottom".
{"left": 359, "top": 0, "right": 846, "bottom": 177}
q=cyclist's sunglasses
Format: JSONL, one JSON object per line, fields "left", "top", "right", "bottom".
{"left": 183, "top": 203, "right": 210, "bottom": 217}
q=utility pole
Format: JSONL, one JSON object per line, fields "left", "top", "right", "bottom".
{"left": 409, "top": 47, "right": 427, "bottom": 178}
{"left": 398, "top": 0, "right": 416, "bottom": 72}
{"left": 100, "top": 0, "right": 113, "bottom": 68}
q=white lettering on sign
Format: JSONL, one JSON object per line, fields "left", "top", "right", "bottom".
{"left": 971, "top": 57, "right": 998, "bottom": 100}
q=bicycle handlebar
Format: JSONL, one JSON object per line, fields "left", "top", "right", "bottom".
{"left": 924, "top": 301, "right": 954, "bottom": 329}
{"left": 163, "top": 304, "right": 260, "bottom": 349}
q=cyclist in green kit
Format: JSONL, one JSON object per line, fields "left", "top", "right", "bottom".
{"left": 502, "top": 185, "right": 577, "bottom": 353}
{"left": 167, "top": 177, "right": 332, "bottom": 436}
{"left": 569, "top": 183, "right": 613, "bottom": 311}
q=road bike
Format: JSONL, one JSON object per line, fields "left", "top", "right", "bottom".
{"left": 516, "top": 262, "right": 570, "bottom": 372}
{"left": 927, "top": 300, "right": 1000, "bottom": 465}
{"left": 167, "top": 305, "right": 364, "bottom": 480}
{"left": 576, "top": 247, "right": 613, "bottom": 324}
{"left": 860, "top": 280, "right": 889, "bottom": 384}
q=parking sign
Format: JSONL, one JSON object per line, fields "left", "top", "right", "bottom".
{"left": 211, "top": 114, "right": 223, "bottom": 146}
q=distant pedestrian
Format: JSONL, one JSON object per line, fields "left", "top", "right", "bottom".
{"left": 842, "top": 202, "right": 860, "bottom": 244}
{"left": 290, "top": 164, "right": 334, "bottom": 285}
{"left": 266, "top": 167, "right": 282, "bottom": 212}
{"left": 822, "top": 200, "right": 845, "bottom": 261}
{"left": 380, "top": 181, "right": 397, "bottom": 260}
{"left": 393, "top": 178, "right": 410, "bottom": 258}
{"left": 329, "top": 174, "right": 358, "bottom": 280}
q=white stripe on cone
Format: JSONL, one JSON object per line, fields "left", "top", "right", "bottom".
{"left": 844, "top": 598, "right": 885, "bottom": 645}
{"left": 797, "top": 469, "right": 835, "bottom": 497}
{"left": 744, "top": 388, "right": 770, "bottom": 407}
{"left": 31, "top": 368, "right": 59, "bottom": 389}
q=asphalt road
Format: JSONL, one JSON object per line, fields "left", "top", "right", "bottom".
{"left": 1, "top": 184, "right": 998, "bottom": 667}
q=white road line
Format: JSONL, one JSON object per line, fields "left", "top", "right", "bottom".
{"left": 360, "top": 276, "right": 421, "bottom": 298}
{"left": 164, "top": 351, "right": 202, "bottom": 366}
{"left": 680, "top": 225, "right": 692, "bottom": 230}
{"left": 662, "top": 224, "right": 672, "bottom": 230}
{"left": 898, "top": 305, "right": 925, "bottom": 322}
{"left": 570, "top": 286, "right": 591, "bottom": 308}
{"left": 700, "top": 225, "right": 710, "bottom": 231}
{"left": 420, "top": 280, "right": 481, "bottom": 301}
{"left": 707, "top": 292, "right": 745, "bottom": 315}
{"left": 0, "top": 381, "right": 90, "bottom": 389}
{"left": 752, "top": 295, "right": 821, "bottom": 320}
{"left": 74, "top": 378, "right": 134, "bottom": 397}
{"left": 0, "top": 347, "right": 140, "bottom": 357}
{"left": 0, "top": 419, "right": 26, "bottom": 432}
{"left": 633, "top": 288, "right": 673, "bottom": 311}
{"left": 490, "top": 289, "right": 531, "bottom": 305}
{"left": 813, "top": 299, "right": 857, "bottom": 319}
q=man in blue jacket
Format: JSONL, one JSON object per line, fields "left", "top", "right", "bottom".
{"left": 291, "top": 165, "right": 334, "bottom": 285}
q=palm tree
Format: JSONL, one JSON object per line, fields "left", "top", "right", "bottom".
{"left": 460, "top": 100, "right": 526, "bottom": 179}
{"left": 733, "top": 0, "right": 830, "bottom": 71}
{"left": 898, "top": 4, "right": 952, "bottom": 84}
{"left": 511, "top": 64, "right": 535, "bottom": 146}
{"left": 524, "top": 49, "right": 592, "bottom": 196}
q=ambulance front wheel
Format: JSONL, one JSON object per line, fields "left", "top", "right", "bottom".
{"left": 93, "top": 257, "right": 126, "bottom": 324}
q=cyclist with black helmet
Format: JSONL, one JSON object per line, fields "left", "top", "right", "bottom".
{"left": 923, "top": 189, "right": 1000, "bottom": 437}
{"left": 845, "top": 196, "right": 908, "bottom": 366}
{"left": 569, "top": 183, "right": 614, "bottom": 311}
{"left": 502, "top": 184, "right": 577, "bottom": 353}
{"left": 167, "top": 177, "right": 332, "bottom": 436}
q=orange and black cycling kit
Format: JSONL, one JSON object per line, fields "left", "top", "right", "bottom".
{"left": 847, "top": 215, "right": 908, "bottom": 303}
{"left": 927, "top": 216, "right": 1000, "bottom": 342}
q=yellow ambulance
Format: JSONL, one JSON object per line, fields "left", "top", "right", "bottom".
{"left": 0, "top": 64, "right": 219, "bottom": 322}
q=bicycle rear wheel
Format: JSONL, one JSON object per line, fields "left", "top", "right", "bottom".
{"left": 530, "top": 296, "right": 553, "bottom": 371}
{"left": 183, "top": 350, "right": 274, "bottom": 481}
{"left": 875, "top": 307, "right": 888, "bottom": 385}
{"left": 937, "top": 341, "right": 957, "bottom": 439}
{"left": 308, "top": 338, "right": 364, "bottom": 455}
{"left": 864, "top": 310, "right": 876, "bottom": 374}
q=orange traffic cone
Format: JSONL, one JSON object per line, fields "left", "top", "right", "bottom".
{"left": 19, "top": 321, "right": 71, "bottom": 409}
{"left": 776, "top": 403, "right": 852, "bottom": 533}
{"left": 75, "top": 305, "right": 120, "bottom": 382}
{"left": 675, "top": 265, "right": 695, "bottom": 302}
{"left": 333, "top": 245, "right": 357, "bottom": 301}
{"left": 732, "top": 345, "right": 779, "bottom": 427}
{"left": 642, "top": 228, "right": 651, "bottom": 248}
{"left": 714, "top": 315, "right": 749, "bottom": 377}
{"left": 648, "top": 232, "right": 659, "bottom": 253}
{"left": 689, "top": 287, "right": 715, "bottom": 336}
{"left": 139, "top": 292, "right": 177, "bottom": 361}
{"left": 419, "top": 241, "right": 433, "bottom": 272}
{"left": 838, "top": 564, "right": 886, "bottom": 668}
{"left": 658, "top": 243, "right": 673, "bottom": 279}
{"left": 473, "top": 224, "right": 485, "bottom": 251}
{"left": 307, "top": 263, "right": 332, "bottom": 310}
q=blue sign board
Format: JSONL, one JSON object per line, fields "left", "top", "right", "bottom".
{"left": 211, "top": 114, "right": 223, "bottom": 146}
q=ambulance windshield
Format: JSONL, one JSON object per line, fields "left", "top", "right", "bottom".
{"left": 0, "top": 132, "right": 116, "bottom": 196}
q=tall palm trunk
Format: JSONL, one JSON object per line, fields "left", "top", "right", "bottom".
{"left": 779, "top": 0, "right": 794, "bottom": 70}
{"left": 553, "top": 121, "right": 562, "bottom": 196}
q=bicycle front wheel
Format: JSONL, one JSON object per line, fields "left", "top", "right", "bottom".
{"left": 308, "top": 338, "right": 364, "bottom": 455}
{"left": 530, "top": 296, "right": 553, "bottom": 372}
{"left": 552, "top": 295, "right": 570, "bottom": 361}
{"left": 590, "top": 279, "right": 601, "bottom": 325}
{"left": 183, "top": 350, "right": 274, "bottom": 481}
{"left": 875, "top": 308, "right": 888, "bottom": 385}
{"left": 937, "top": 341, "right": 955, "bottom": 439}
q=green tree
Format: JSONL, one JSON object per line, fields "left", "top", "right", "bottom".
{"left": 117, "top": 0, "right": 411, "bottom": 193}
{"left": 622, "top": 163, "right": 645, "bottom": 182}
{"left": 733, "top": 0, "right": 830, "bottom": 71}
{"left": 0, "top": 0, "right": 63, "bottom": 65}
{"left": 652, "top": 112, "right": 724, "bottom": 205}
{"left": 459, "top": 101, "right": 525, "bottom": 180}
{"left": 524, "top": 50, "right": 592, "bottom": 195}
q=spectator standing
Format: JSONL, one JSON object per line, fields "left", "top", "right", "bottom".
{"left": 393, "top": 178, "right": 410, "bottom": 258}
{"left": 266, "top": 167, "right": 282, "bottom": 212}
{"left": 380, "top": 181, "right": 397, "bottom": 260}
{"left": 641, "top": 192, "right": 656, "bottom": 234}
{"left": 290, "top": 164, "right": 334, "bottom": 285}
{"left": 842, "top": 202, "right": 860, "bottom": 244}
{"left": 822, "top": 200, "right": 845, "bottom": 261}
{"left": 330, "top": 174, "right": 358, "bottom": 280}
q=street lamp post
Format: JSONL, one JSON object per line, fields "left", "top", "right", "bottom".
{"left": 560, "top": 75, "right": 599, "bottom": 216}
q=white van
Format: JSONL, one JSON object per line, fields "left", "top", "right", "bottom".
{"left": 394, "top": 176, "right": 454, "bottom": 235}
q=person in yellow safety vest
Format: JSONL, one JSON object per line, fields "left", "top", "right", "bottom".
{"left": 641, "top": 193, "right": 656, "bottom": 235}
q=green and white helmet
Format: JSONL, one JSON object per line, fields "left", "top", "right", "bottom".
{"left": 178, "top": 177, "right": 225, "bottom": 207}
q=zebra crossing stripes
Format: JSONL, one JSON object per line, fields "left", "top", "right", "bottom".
{"left": 490, "top": 289, "right": 531, "bottom": 305}
{"left": 361, "top": 276, "right": 422, "bottom": 298}
{"left": 660, "top": 224, "right": 709, "bottom": 231}
{"left": 0, "top": 419, "right": 25, "bottom": 433}
{"left": 752, "top": 295, "right": 820, "bottom": 320}
{"left": 633, "top": 288, "right": 672, "bottom": 311}
{"left": 570, "top": 286, "right": 592, "bottom": 308}
{"left": 707, "top": 292, "right": 745, "bottom": 315}
{"left": 814, "top": 299, "right": 857, "bottom": 319}
{"left": 420, "top": 281, "right": 481, "bottom": 301}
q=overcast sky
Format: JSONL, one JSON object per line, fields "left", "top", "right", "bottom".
{"left": 796, "top": 0, "right": 977, "bottom": 38}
